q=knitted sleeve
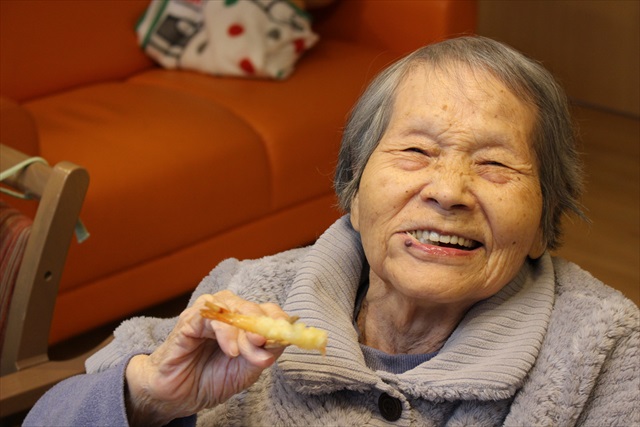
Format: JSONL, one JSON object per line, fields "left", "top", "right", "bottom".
{"left": 24, "top": 355, "right": 197, "bottom": 427}
{"left": 24, "top": 357, "right": 132, "bottom": 426}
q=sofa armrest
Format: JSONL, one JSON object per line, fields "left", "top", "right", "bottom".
{"left": 313, "top": 0, "right": 477, "bottom": 55}
{"left": 0, "top": 97, "right": 39, "bottom": 157}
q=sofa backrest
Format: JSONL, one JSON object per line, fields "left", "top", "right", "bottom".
{"left": 0, "top": 0, "right": 154, "bottom": 102}
{"left": 313, "top": 0, "right": 477, "bottom": 56}
{"left": 0, "top": 0, "right": 476, "bottom": 102}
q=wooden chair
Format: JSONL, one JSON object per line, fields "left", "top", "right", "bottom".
{"left": 0, "top": 144, "right": 106, "bottom": 417}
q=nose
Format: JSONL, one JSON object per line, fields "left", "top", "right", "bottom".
{"left": 420, "top": 161, "right": 475, "bottom": 212}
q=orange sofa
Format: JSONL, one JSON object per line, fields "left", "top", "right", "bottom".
{"left": 0, "top": 0, "right": 476, "bottom": 344}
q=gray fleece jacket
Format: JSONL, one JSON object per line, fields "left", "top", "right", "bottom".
{"left": 26, "top": 216, "right": 639, "bottom": 426}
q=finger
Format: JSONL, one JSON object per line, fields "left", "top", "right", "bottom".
{"left": 177, "top": 303, "right": 220, "bottom": 340}
{"left": 198, "top": 292, "right": 290, "bottom": 358}
{"left": 209, "top": 319, "right": 240, "bottom": 358}
{"left": 237, "top": 330, "right": 278, "bottom": 367}
{"left": 209, "top": 291, "right": 288, "bottom": 323}
{"left": 246, "top": 331, "right": 267, "bottom": 348}
{"left": 258, "top": 302, "right": 290, "bottom": 321}
{"left": 236, "top": 301, "right": 289, "bottom": 348}
{"left": 217, "top": 298, "right": 287, "bottom": 365}
{"left": 262, "top": 340, "right": 287, "bottom": 360}
{"left": 229, "top": 302, "right": 285, "bottom": 349}
{"left": 197, "top": 293, "right": 258, "bottom": 358}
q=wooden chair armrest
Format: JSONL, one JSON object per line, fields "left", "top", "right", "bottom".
{"left": 1, "top": 144, "right": 90, "bottom": 375}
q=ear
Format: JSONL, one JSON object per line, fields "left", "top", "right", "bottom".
{"left": 528, "top": 227, "right": 546, "bottom": 259}
{"left": 349, "top": 192, "right": 361, "bottom": 232}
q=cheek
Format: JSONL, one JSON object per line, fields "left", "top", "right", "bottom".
{"left": 355, "top": 172, "right": 413, "bottom": 254}
{"left": 490, "top": 184, "right": 542, "bottom": 250}
{"left": 358, "top": 172, "right": 406, "bottom": 218}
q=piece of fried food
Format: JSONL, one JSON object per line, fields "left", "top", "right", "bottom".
{"left": 200, "top": 301, "right": 327, "bottom": 355}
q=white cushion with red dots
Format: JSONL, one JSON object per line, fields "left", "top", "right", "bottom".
{"left": 137, "top": 0, "right": 318, "bottom": 80}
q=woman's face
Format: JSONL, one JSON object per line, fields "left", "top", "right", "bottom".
{"left": 350, "top": 64, "right": 545, "bottom": 306}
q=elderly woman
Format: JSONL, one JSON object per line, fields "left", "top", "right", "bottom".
{"left": 25, "top": 36, "right": 638, "bottom": 426}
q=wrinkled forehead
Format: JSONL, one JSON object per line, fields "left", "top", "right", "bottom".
{"left": 392, "top": 61, "right": 537, "bottom": 129}
{"left": 397, "top": 60, "right": 520, "bottom": 102}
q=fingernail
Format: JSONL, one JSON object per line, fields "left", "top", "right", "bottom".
{"left": 256, "top": 348, "right": 273, "bottom": 362}
{"left": 230, "top": 343, "right": 240, "bottom": 358}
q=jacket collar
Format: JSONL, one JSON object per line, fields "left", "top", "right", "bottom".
{"left": 277, "top": 216, "right": 556, "bottom": 401}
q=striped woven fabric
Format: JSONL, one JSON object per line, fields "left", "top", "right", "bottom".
{"left": 0, "top": 200, "right": 33, "bottom": 352}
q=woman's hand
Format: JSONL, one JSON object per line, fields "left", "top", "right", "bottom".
{"left": 124, "top": 291, "right": 288, "bottom": 426}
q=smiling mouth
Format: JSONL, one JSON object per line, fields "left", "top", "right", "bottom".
{"left": 406, "top": 230, "right": 481, "bottom": 250}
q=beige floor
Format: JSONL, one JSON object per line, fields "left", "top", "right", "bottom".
{"left": 554, "top": 106, "right": 639, "bottom": 305}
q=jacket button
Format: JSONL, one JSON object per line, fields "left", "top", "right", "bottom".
{"left": 378, "top": 392, "right": 402, "bottom": 422}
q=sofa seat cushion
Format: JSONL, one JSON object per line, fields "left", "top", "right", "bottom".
{"left": 25, "top": 83, "right": 271, "bottom": 291}
{"left": 128, "top": 39, "right": 399, "bottom": 210}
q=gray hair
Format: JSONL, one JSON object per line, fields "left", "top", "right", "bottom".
{"left": 334, "top": 35, "right": 586, "bottom": 250}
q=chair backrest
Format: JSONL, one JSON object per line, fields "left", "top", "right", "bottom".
{"left": 0, "top": 144, "right": 89, "bottom": 375}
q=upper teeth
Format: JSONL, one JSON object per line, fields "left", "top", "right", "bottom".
{"left": 407, "top": 230, "right": 477, "bottom": 249}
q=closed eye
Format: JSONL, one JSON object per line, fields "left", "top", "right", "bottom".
{"left": 482, "top": 160, "right": 508, "bottom": 168}
{"left": 404, "top": 147, "right": 428, "bottom": 155}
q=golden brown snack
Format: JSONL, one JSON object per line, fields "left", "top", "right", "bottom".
{"left": 201, "top": 302, "right": 328, "bottom": 355}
